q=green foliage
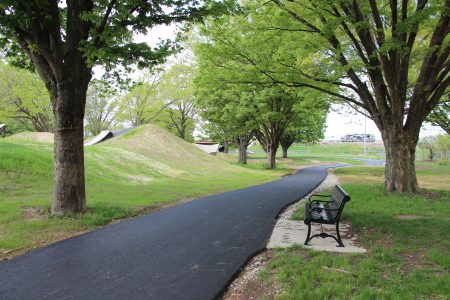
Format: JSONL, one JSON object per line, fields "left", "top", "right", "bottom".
{"left": 418, "top": 136, "right": 437, "bottom": 160}
{"left": 426, "top": 102, "right": 449, "bottom": 134}
{"left": 0, "top": 0, "right": 228, "bottom": 72}
{"left": 194, "top": 4, "right": 329, "bottom": 166}
{"left": 85, "top": 79, "right": 118, "bottom": 135}
{"left": 0, "top": 63, "right": 53, "bottom": 132}
{"left": 116, "top": 72, "right": 164, "bottom": 127}
{"left": 435, "top": 134, "right": 450, "bottom": 160}
{"left": 153, "top": 63, "right": 197, "bottom": 141}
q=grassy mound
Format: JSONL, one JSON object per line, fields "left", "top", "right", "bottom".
{"left": 6, "top": 132, "right": 54, "bottom": 143}
{"left": 0, "top": 124, "right": 280, "bottom": 256}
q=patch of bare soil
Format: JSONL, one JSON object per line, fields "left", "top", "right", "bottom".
{"left": 416, "top": 189, "right": 440, "bottom": 201}
{"left": 8, "top": 132, "right": 54, "bottom": 143}
{"left": 400, "top": 247, "right": 428, "bottom": 275}
{"left": 367, "top": 233, "right": 395, "bottom": 254}
{"left": 396, "top": 215, "right": 423, "bottom": 220}
{"left": 223, "top": 251, "right": 282, "bottom": 300}
{"left": 21, "top": 206, "right": 46, "bottom": 221}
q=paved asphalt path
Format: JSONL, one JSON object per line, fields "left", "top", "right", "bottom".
{"left": 0, "top": 164, "right": 345, "bottom": 300}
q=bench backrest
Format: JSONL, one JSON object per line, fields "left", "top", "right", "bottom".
{"left": 327, "top": 185, "right": 351, "bottom": 220}
{"left": 331, "top": 185, "right": 350, "bottom": 205}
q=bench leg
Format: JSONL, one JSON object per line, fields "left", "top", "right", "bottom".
{"left": 303, "top": 222, "right": 345, "bottom": 247}
{"left": 335, "top": 222, "right": 344, "bottom": 247}
{"left": 304, "top": 223, "right": 312, "bottom": 245}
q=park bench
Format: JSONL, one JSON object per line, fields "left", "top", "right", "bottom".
{"left": 304, "top": 185, "right": 351, "bottom": 247}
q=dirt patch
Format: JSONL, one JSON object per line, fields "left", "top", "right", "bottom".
{"left": 400, "top": 247, "right": 428, "bottom": 275}
{"left": 416, "top": 189, "right": 441, "bottom": 200}
{"left": 396, "top": 215, "right": 423, "bottom": 220}
{"left": 369, "top": 234, "right": 395, "bottom": 253}
{"left": 8, "top": 132, "right": 54, "bottom": 143}
{"left": 21, "top": 206, "right": 46, "bottom": 221}
{"left": 223, "top": 251, "right": 282, "bottom": 300}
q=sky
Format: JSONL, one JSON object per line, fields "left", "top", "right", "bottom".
{"left": 324, "top": 105, "right": 445, "bottom": 141}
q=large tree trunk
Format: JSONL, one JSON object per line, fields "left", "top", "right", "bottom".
{"left": 265, "top": 139, "right": 279, "bottom": 169}
{"left": 51, "top": 77, "right": 90, "bottom": 215}
{"left": 238, "top": 143, "right": 247, "bottom": 164}
{"left": 267, "top": 148, "right": 277, "bottom": 169}
{"left": 382, "top": 131, "right": 419, "bottom": 193}
{"left": 235, "top": 135, "right": 251, "bottom": 164}
{"left": 223, "top": 138, "right": 229, "bottom": 154}
{"left": 255, "top": 130, "right": 282, "bottom": 169}
{"left": 280, "top": 136, "right": 295, "bottom": 159}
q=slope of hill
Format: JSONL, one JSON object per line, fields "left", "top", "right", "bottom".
{"left": 0, "top": 125, "right": 281, "bottom": 258}
{"left": 6, "top": 132, "right": 54, "bottom": 143}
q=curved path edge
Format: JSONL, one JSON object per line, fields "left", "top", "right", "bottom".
{"left": 0, "top": 164, "right": 346, "bottom": 300}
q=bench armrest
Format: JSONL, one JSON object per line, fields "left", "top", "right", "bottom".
{"left": 308, "top": 194, "right": 331, "bottom": 201}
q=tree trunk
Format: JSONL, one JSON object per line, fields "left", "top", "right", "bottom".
{"left": 383, "top": 133, "right": 419, "bottom": 193}
{"left": 267, "top": 148, "right": 277, "bottom": 169}
{"left": 235, "top": 135, "right": 250, "bottom": 164}
{"left": 238, "top": 142, "right": 248, "bottom": 164}
{"left": 223, "top": 138, "right": 229, "bottom": 154}
{"left": 282, "top": 147, "right": 288, "bottom": 158}
{"left": 51, "top": 79, "right": 89, "bottom": 215}
{"left": 265, "top": 139, "right": 279, "bottom": 169}
{"left": 280, "top": 137, "right": 294, "bottom": 159}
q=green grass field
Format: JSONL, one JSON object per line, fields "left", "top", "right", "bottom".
{"left": 260, "top": 166, "right": 450, "bottom": 299}
{"left": 0, "top": 125, "right": 283, "bottom": 257}
{"left": 2, "top": 127, "right": 449, "bottom": 298}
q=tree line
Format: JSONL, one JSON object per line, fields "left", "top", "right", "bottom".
{"left": 0, "top": 62, "right": 199, "bottom": 142}
{"left": 0, "top": 0, "right": 448, "bottom": 214}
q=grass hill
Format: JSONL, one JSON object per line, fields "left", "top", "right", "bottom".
{"left": 0, "top": 125, "right": 282, "bottom": 258}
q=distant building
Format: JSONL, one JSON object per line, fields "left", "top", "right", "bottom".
{"left": 341, "top": 134, "right": 375, "bottom": 143}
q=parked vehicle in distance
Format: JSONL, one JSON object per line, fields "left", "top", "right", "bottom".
{"left": 341, "top": 134, "right": 375, "bottom": 143}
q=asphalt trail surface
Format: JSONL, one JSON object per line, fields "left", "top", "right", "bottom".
{"left": 0, "top": 164, "right": 344, "bottom": 300}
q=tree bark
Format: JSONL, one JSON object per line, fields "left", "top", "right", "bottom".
{"left": 238, "top": 143, "right": 248, "bottom": 164}
{"left": 51, "top": 76, "right": 90, "bottom": 215}
{"left": 255, "top": 129, "right": 282, "bottom": 169}
{"left": 223, "top": 138, "right": 229, "bottom": 154}
{"left": 280, "top": 136, "right": 295, "bottom": 159}
{"left": 267, "top": 148, "right": 277, "bottom": 169}
{"left": 383, "top": 132, "right": 419, "bottom": 193}
{"left": 235, "top": 134, "right": 251, "bottom": 164}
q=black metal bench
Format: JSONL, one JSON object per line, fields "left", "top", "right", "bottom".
{"left": 304, "top": 185, "right": 351, "bottom": 247}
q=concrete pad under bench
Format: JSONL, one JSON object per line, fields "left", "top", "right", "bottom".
{"left": 267, "top": 219, "right": 366, "bottom": 253}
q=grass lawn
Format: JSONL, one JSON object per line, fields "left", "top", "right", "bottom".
{"left": 249, "top": 142, "right": 386, "bottom": 160}
{"left": 259, "top": 165, "right": 450, "bottom": 299}
{"left": 0, "top": 126, "right": 285, "bottom": 258}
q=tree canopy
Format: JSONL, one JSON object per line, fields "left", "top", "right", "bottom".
{"left": 0, "top": 0, "right": 229, "bottom": 214}
{"left": 195, "top": 0, "right": 449, "bottom": 191}
{"left": 0, "top": 63, "right": 54, "bottom": 132}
